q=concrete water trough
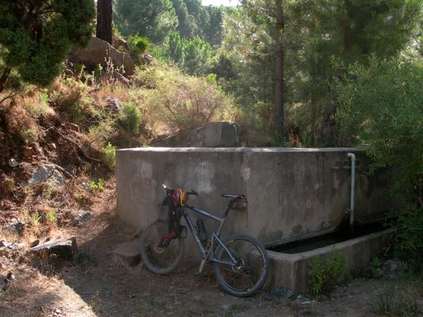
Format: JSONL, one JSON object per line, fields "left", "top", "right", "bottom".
{"left": 116, "top": 147, "right": 392, "bottom": 293}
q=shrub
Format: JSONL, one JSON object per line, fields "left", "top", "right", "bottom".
{"left": 309, "top": 253, "right": 346, "bottom": 297}
{"left": 396, "top": 208, "right": 423, "bottom": 271}
{"left": 140, "top": 64, "right": 236, "bottom": 134}
{"left": 102, "top": 143, "right": 116, "bottom": 170}
{"left": 0, "top": 0, "right": 95, "bottom": 92}
{"left": 118, "top": 102, "right": 142, "bottom": 134}
{"left": 128, "top": 35, "right": 150, "bottom": 58}
{"left": 46, "top": 209, "right": 58, "bottom": 225}
{"left": 336, "top": 58, "right": 423, "bottom": 267}
{"left": 336, "top": 58, "right": 423, "bottom": 205}
{"left": 88, "top": 178, "right": 105, "bottom": 192}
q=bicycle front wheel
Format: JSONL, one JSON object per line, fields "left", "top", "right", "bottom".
{"left": 213, "top": 235, "right": 269, "bottom": 297}
{"left": 139, "top": 220, "right": 185, "bottom": 274}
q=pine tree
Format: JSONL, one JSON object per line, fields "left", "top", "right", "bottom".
{"left": 0, "top": 0, "right": 95, "bottom": 92}
{"left": 97, "top": 0, "right": 113, "bottom": 44}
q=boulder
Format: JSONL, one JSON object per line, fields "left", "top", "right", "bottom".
{"left": 31, "top": 237, "right": 78, "bottom": 261}
{"left": 28, "top": 164, "right": 65, "bottom": 186}
{"left": 69, "top": 37, "right": 135, "bottom": 76}
{"left": 152, "top": 122, "right": 240, "bottom": 147}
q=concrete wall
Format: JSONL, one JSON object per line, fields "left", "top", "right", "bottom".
{"left": 116, "top": 148, "right": 389, "bottom": 246}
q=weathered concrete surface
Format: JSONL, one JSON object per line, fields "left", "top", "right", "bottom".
{"left": 116, "top": 148, "right": 389, "bottom": 247}
{"left": 268, "top": 229, "right": 394, "bottom": 293}
{"left": 152, "top": 122, "right": 240, "bottom": 147}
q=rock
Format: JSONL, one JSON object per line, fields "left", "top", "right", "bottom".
{"left": 152, "top": 122, "right": 240, "bottom": 147}
{"left": 31, "top": 237, "right": 78, "bottom": 261}
{"left": 105, "top": 97, "right": 121, "bottom": 113}
{"left": 112, "top": 240, "right": 141, "bottom": 267}
{"left": 142, "top": 54, "right": 153, "bottom": 65}
{"left": 69, "top": 37, "right": 135, "bottom": 76}
{"left": 28, "top": 164, "right": 65, "bottom": 186}
{"left": 0, "top": 272, "right": 15, "bottom": 291}
{"left": 8, "top": 219, "right": 25, "bottom": 235}
{"left": 8, "top": 158, "right": 19, "bottom": 168}
{"left": 72, "top": 210, "right": 92, "bottom": 227}
{"left": 382, "top": 259, "right": 407, "bottom": 279}
{"left": 113, "top": 36, "right": 130, "bottom": 52}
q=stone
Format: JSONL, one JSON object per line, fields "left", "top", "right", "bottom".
{"left": 69, "top": 37, "right": 135, "bottom": 76}
{"left": 152, "top": 122, "right": 240, "bottom": 147}
{"left": 0, "top": 272, "right": 15, "bottom": 291}
{"left": 31, "top": 237, "right": 78, "bottom": 261}
{"left": 72, "top": 210, "right": 92, "bottom": 227}
{"left": 8, "top": 219, "right": 25, "bottom": 235}
{"left": 8, "top": 158, "right": 19, "bottom": 168}
{"left": 105, "top": 97, "right": 121, "bottom": 113}
{"left": 28, "top": 164, "right": 65, "bottom": 186}
{"left": 382, "top": 259, "right": 407, "bottom": 280}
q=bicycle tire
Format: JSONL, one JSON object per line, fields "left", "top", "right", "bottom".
{"left": 139, "top": 220, "right": 185, "bottom": 274}
{"left": 213, "top": 235, "right": 269, "bottom": 297}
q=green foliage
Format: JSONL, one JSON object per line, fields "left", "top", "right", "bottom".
{"left": 370, "top": 257, "right": 384, "bottom": 278}
{"left": 128, "top": 35, "right": 150, "bottom": 55}
{"left": 118, "top": 102, "right": 142, "bottom": 134}
{"left": 221, "top": 0, "right": 422, "bottom": 145}
{"left": 162, "top": 32, "right": 215, "bottom": 75}
{"left": 336, "top": 58, "right": 423, "bottom": 268}
{"left": 336, "top": 58, "right": 423, "bottom": 204}
{"left": 139, "top": 64, "right": 236, "bottom": 132}
{"left": 115, "top": 0, "right": 178, "bottom": 43}
{"left": 396, "top": 208, "right": 423, "bottom": 271}
{"left": 46, "top": 209, "right": 58, "bottom": 225}
{"left": 88, "top": 179, "right": 105, "bottom": 192}
{"left": 372, "top": 286, "right": 420, "bottom": 317}
{"left": 30, "top": 212, "right": 41, "bottom": 226}
{"left": 172, "top": 0, "right": 224, "bottom": 46}
{"left": 102, "top": 143, "right": 116, "bottom": 170}
{"left": 309, "top": 253, "right": 346, "bottom": 297}
{"left": 0, "top": 0, "right": 95, "bottom": 89}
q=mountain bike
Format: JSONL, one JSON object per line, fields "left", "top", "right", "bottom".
{"left": 139, "top": 184, "right": 269, "bottom": 297}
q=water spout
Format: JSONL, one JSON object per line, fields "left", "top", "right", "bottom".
{"left": 347, "top": 153, "right": 356, "bottom": 230}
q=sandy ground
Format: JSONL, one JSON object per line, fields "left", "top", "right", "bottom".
{"left": 1, "top": 203, "right": 422, "bottom": 317}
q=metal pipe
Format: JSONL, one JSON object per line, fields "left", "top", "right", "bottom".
{"left": 347, "top": 153, "right": 356, "bottom": 228}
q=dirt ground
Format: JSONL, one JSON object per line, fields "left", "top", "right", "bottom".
{"left": 1, "top": 194, "right": 422, "bottom": 317}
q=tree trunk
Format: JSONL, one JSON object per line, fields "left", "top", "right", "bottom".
{"left": 274, "top": 0, "right": 285, "bottom": 140}
{"left": 96, "top": 0, "right": 113, "bottom": 44}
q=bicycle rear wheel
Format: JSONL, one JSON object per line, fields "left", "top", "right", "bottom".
{"left": 139, "top": 220, "right": 185, "bottom": 274}
{"left": 213, "top": 235, "right": 269, "bottom": 297}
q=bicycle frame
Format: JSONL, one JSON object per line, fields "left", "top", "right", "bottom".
{"left": 182, "top": 205, "right": 238, "bottom": 266}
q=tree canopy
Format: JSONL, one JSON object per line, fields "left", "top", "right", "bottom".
{"left": 0, "top": 0, "right": 95, "bottom": 91}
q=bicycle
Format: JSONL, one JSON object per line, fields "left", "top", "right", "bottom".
{"left": 139, "top": 184, "right": 269, "bottom": 297}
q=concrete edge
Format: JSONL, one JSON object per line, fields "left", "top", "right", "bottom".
{"left": 267, "top": 228, "right": 395, "bottom": 262}
{"left": 117, "top": 147, "right": 362, "bottom": 153}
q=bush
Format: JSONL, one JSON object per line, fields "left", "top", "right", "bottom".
{"left": 396, "top": 208, "right": 423, "bottom": 271}
{"left": 102, "top": 143, "right": 116, "bottom": 170}
{"left": 139, "top": 65, "right": 236, "bottom": 134}
{"left": 128, "top": 35, "right": 150, "bottom": 56}
{"left": 336, "top": 58, "right": 423, "bottom": 205}
{"left": 118, "top": 102, "right": 142, "bottom": 134}
{"left": 0, "top": 0, "right": 95, "bottom": 91}
{"left": 162, "top": 32, "right": 215, "bottom": 75}
{"left": 336, "top": 58, "right": 423, "bottom": 267}
{"left": 309, "top": 253, "right": 346, "bottom": 297}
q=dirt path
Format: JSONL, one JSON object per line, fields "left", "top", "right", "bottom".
{"left": 1, "top": 205, "right": 422, "bottom": 317}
